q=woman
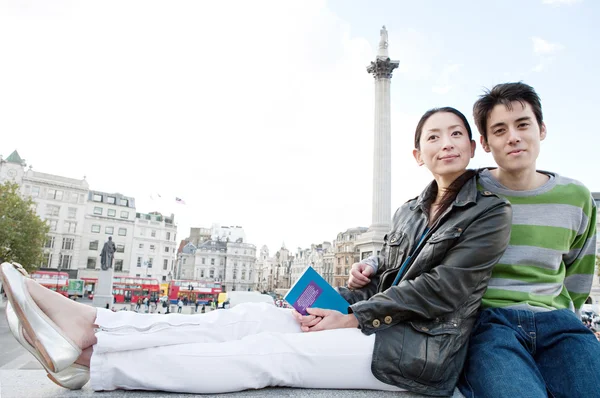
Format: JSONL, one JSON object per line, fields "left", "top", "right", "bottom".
{"left": 0, "top": 107, "right": 511, "bottom": 396}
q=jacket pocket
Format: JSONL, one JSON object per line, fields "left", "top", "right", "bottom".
{"left": 386, "top": 231, "right": 405, "bottom": 268}
{"left": 418, "top": 227, "right": 463, "bottom": 271}
{"left": 397, "top": 320, "right": 460, "bottom": 385}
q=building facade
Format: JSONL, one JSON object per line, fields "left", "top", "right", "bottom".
{"left": 130, "top": 212, "right": 178, "bottom": 282}
{"left": 334, "top": 227, "right": 368, "bottom": 288}
{"left": 78, "top": 191, "right": 136, "bottom": 280}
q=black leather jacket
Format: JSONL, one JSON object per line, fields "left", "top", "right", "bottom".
{"left": 339, "top": 175, "right": 511, "bottom": 396}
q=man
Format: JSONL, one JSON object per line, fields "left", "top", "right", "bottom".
{"left": 456, "top": 82, "right": 599, "bottom": 397}
{"left": 348, "top": 82, "right": 599, "bottom": 397}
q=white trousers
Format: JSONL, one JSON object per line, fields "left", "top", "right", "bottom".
{"left": 90, "top": 302, "right": 403, "bottom": 394}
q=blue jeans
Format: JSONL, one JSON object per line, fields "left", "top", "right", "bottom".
{"left": 459, "top": 307, "right": 600, "bottom": 398}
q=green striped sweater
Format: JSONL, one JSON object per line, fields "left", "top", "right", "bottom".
{"left": 478, "top": 169, "right": 597, "bottom": 312}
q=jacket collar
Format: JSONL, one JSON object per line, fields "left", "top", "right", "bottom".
{"left": 411, "top": 174, "right": 478, "bottom": 211}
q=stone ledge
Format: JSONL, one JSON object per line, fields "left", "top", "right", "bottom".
{"left": 0, "top": 370, "right": 465, "bottom": 397}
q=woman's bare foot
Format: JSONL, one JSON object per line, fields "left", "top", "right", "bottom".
{"left": 25, "top": 279, "right": 98, "bottom": 351}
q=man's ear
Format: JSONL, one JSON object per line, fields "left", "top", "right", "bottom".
{"left": 480, "top": 136, "right": 490, "bottom": 153}
{"left": 412, "top": 148, "right": 424, "bottom": 166}
{"left": 540, "top": 122, "right": 547, "bottom": 141}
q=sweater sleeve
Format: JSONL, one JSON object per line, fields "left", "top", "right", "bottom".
{"left": 564, "top": 192, "right": 597, "bottom": 311}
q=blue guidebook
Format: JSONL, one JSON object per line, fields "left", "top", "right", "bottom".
{"left": 284, "top": 266, "right": 350, "bottom": 315}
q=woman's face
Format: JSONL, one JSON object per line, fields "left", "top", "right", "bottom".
{"left": 413, "top": 112, "right": 475, "bottom": 179}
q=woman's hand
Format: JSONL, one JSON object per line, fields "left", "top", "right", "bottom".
{"left": 292, "top": 310, "right": 324, "bottom": 332}
{"left": 301, "top": 308, "right": 359, "bottom": 332}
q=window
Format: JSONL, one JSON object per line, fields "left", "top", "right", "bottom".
{"left": 118, "top": 228, "right": 127, "bottom": 236}
{"left": 120, "top": 211, "right": 129, "bottom": 219}
{"left": 107, "top": 209, "right": 116, "bottom": 217}
{"left": 151, "top": 230, "right": 156, "bottom": 238}
{"left": 31, "top": 186, "right": 40, "bottom": 197}
{"left": 91, "top": 224, "right": 101, "bottom": 233}
{"left": 93, "top": 207, "right": 103, "bottom": 215}
{"left": 107, "top": 196, "right": 116, "bottom": 204}
{"left": 148, "top": 258, "right": 153, "bottom": 268}
{"left": 68, "top": 207, "right": 77, "bottom": 219}
{"left": 163, "top": 259, "right": 168, "bottom": 270}
{"left": 139, "top": 243, "right": 144, "bottom": 249}
{"left": 62, "top": 237, "right": 74, "bottom": 250}
{"left": 164, "top": 247, "right": 169, "bottom": 253}
{"left": 233, "top": 269, "right": 237, "bottom": 280}
{"left": 140, "top": 228, "right": 145, "bottom": 236}
{"left": 64, "top": 221, "right": 77, "bottom": 233}
{"left": 69, "top": 192, "right": 79, "bottom": 203}
{"left": 336, "top": 267, "right": 342, "bottom": 275}
{"left": 137, "top": 257, "right": 142, "bottom": 267}
{"left": 345, "top": 256, "right": 349, "bottom": 265}
{"left": 87, "top": 258, "right": 96, "bottom": 269}
{"left": 183, "top": 258, "right": 186, "bottom": 264}
{"left": 89, "top": 240, "right": 99, "bottom": 250}
{"left": 166, "top": 232, "right": 171, "bottom": 240}
{"left": 105, "top": 226, "right": 114, "bottom": 234}
{"left": 45, "top": 205, "right": 60, "bottom": 217}
{"left": 211, "top": 258, "right": 215, "bottom": 265}
{"left": 241, "top": 270, "right": 246, "bottom": 280}
{"left": 47, "top": 189, "right": 63, "bottom": 200}
{"left": 93, "top": 194, "right": 102, "bottom": 202}
{"left": 209, "top": 269, "right": 215, "bottom": 278}
{"left": 200, "top": 269, "right": 205, "bottom": 278}
{"left": 59, "top": 254, "right": 72, "bottom": 268}
{"left": 202, "top": 258, "right": 205, "bottom": 265}
{"left": 220, "top": 259, "right": 224, "bottom": 266}
{"left": 116, "top": 244, "right": 125, "bottom": 253}
{"left": 42, "top": 252, "right": 52, "bottom": 267}
{"left": 337, "top": 257, "right": 341, "bottom": 265}
{"left": 48, "top": 220, "right": 58, "bottom": 231}
{"left": 150, "top": 245, "right": 155, "bottom": 251}
{"left": 119, "top": 199, "right": 128, "bottom": 206}
{"left": 114, "top": 260, "right": 123, "bottom": 271}
{"left": 136, "top": 274, "right": 140, "bottom": 277}
{"left": 162, "top": 276, "right": 166, "bottom": 281}
{"left": 44, "top": 236, "right": 55, "bottom": 249}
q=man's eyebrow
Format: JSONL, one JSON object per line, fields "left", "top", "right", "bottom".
{"left": 489, "top": 116, "right": 532, "bottom": 131}
{"left": 515, "top": 116, "right": 533, "bottom": 123}
{"left": 489, "top": 121, "right": 506, "bottom": 131}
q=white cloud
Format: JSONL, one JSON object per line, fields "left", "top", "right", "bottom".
{"left": 542, "top": 0, "right": 582, "bottom": 5}
{"left": 431, "top": 63, "right": 462, "bottom": 95}
{"left": 532, "top": 37, "right": 565, "bottom": 55}
{"left": 531, "top": 37, "right": 564, "bottom": 72}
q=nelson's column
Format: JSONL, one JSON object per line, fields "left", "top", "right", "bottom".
{"left": 355, "top": 26, "right": 399, "bottom": 259}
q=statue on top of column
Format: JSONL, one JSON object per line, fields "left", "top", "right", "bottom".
{"left": 379, "top": 25, "right": 388, "bottom": 50}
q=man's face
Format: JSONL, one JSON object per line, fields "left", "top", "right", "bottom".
{"left": 481, "top": 101, "right": 546, "bottom": 173}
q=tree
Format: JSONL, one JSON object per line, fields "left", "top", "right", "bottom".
{"left": 597, "top": 255, "right": 600, "bottom": 277}
{"left": 0, "top": 181, "right": 49, "bottom": 272}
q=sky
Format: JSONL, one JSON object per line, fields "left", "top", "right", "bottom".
{"left": 1, "top": 0, "right": 599, "bottom": 255}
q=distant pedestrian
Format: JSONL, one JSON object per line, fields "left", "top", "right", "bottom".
{"left": 135, "top": 298, "right": 142, "bottom": 312}
{"left": 177, "top": 298, "right": 183, "bottom": 313}
{"left": 183, "top": 296, "right": 188, "bottom": 306}
{"left": 195, "top": 300, "right": 199, "bottom": 313}
{"left": 201, "top": 304, "right": 206, "bottom": 314}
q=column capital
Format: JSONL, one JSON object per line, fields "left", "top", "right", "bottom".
{"left": 367, "top": 57, "right": 400, "bottom": 79}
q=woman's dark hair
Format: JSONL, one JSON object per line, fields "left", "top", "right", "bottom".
{"left": 414, "top": 107, "right": 476, "bottom": 225}
{"left": 414, "top": 107, "right": 472, "bottom": 150}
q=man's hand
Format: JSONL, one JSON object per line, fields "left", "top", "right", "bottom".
{"left": 302, "top": 308, "right": 359, "bottom": 332}
{"left": 347, "top": 262, "right": 374, "bottom": 289}
{"left": 292, "top": 309, "right": 324, "bottom": 332}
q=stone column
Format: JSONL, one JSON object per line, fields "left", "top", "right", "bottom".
{"left": 355, "top": 26, "right": 399, "bottom": 260}
{"left": 366, "top": 28, "right": 399, "bottom": 232}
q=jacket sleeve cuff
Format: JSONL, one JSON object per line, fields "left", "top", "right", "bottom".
{"left": 350, "top": 300, "right": 394, "bottom": 335}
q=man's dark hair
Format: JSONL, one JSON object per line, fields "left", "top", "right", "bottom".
{"left": 473, "top": 82, "right": 543, "bottom": 141}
